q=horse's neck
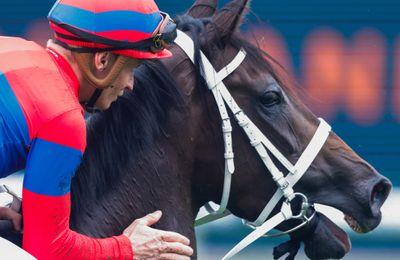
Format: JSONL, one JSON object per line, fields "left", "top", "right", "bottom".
{"left": 157, "top": 65, "right": 231, "bottom": 217}
{"left": 70, "top": 114, "right": 199, "bottom": 246}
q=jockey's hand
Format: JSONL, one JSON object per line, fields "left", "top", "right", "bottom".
{"left": 123, "top": 210, "right": 193, "bottom": 260}
{"left": 0, "top": 206, "right": 22, "bottom": 232}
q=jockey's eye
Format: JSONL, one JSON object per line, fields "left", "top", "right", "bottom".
{"left": 260, "top": 91, "right": 282, "bottom": 107}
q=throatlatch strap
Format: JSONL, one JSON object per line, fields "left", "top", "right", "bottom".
{"left": 175, "top": 30, "right": 247, "bottom": 225}
{"left": 85, "top": 89, "right": 103, "bottom": 113}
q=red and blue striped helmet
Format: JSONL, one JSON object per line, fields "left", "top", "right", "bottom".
{"left": 48, "top": 0, "right": 176, "bottom": 59}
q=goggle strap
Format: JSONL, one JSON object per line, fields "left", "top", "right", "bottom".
{"left": 50, "top": 14, "right": 176, "bottom": 54}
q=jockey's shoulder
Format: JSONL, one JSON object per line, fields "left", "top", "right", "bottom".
{"left": 0, "top": 36, "right": 83, "bottom": 136}
{"left": 0, "top": 36, "right": 57, "bottom": 74}
{"left": 0, "top": 36, "right": 42, "bottom": 52}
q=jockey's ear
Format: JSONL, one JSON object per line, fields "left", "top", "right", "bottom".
{"left": 94, "top": 52, "right": 116, "bottom": 72}
{"left": 206, "top": 0, "right": 250, "bottom": 41}
{"left": 187, "top": 0, "right": 218, "bottom": 18}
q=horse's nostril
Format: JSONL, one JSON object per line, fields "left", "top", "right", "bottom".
{"left": 370, "top": 178, "right": 392, "bottom": 208}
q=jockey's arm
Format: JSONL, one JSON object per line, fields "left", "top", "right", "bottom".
{"left": 22, "top": 110, "right": 133, "bottom": 259}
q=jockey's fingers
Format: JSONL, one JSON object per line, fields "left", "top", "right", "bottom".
{"left": 132, "top": 210, "right": 162, "bottom": 227}
{"left": 0, "top": 207, "right": 12, "bottom": 219}
{"left": 160, "top": 231, "right": 190, "bottom": 245}
{"left": 160, "top": 242, "right": 193, "bottom": 256}
{"left": 11, "top": 214, "right": 22, "bottom": 232}
{"left": 0, "top": 207, "right": 22, "bottom": 232}
{"left": 159, "top": 253, "right": 190, "bottom": 260}
{"left": 0, "top": 207, "right": 18, "bottom": 220}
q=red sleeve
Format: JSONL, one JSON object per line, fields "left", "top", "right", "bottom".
{"left": 22, "top": 110, "right": 133, "bottom": 259}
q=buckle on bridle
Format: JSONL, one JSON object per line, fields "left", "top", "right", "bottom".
{"left": 243, "top": 192, "right": 315, "bottom": 238}
{"left": 287, "top": 193, "right": 312, "bottom": 219}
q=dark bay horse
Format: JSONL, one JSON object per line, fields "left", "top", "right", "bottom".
{"left": 70, "top": 0, "right": 392, "bottom": 258}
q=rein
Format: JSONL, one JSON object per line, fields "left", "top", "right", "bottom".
{"left": 174, "top": 30, "right": 332, "bottom": 259}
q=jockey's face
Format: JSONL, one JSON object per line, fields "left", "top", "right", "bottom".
{"left": 94, "top": 56, "right": 137, "bottom": 110}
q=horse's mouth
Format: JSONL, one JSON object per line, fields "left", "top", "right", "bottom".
{"left": 344, "top": 214, "right": 365, "bottom": 233}
{"left": 341, "top": 205, "right": 382, "bottom": 234}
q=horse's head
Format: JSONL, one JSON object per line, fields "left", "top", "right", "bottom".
{"left": 163, "top": 0, "right": 392, "bottom": 258}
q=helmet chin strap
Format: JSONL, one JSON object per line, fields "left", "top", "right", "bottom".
{"left": 73, "top": 52, "right": 129, "bottom": 89}
{"left": 84, "top": 88, "right": 103, "bottom": 113}
{"left": 73, "top": 52, "right": 139, "bottom": 112}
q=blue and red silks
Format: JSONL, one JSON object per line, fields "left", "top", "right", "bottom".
{"left": 48, "top": 0, "right": 171, "bottom": 59}
{"left": 0, "top": 36, "right": 133, "bottom": 259}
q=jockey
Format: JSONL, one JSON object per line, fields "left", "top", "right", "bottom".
{"left": 0, "top": 0, "right": 193, "bottom": 259}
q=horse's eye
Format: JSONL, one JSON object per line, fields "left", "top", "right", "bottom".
{"left": 260, "top": 91, "right": 281, "bottom": 107}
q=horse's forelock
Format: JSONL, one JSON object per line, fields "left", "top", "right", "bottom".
{"left": 174, "top": 13, "right": 295, "bottom": 98}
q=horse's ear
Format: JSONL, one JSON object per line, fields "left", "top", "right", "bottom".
{"left": 187, "top": 0, "right": 218, "bottom": 18}
{"left": 206, "top": 0, "right": 250, "bottom": 40}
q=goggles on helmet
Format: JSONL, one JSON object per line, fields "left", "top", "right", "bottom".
{"left": 49, "top": 12, "right": 177, "bottom": 55}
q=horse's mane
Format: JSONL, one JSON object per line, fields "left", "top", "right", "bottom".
{"left": 72, "top": 60, "right": 183, "bottom": 198}
{"left": 72, "top": 14, "right": 289, "bottom": 200}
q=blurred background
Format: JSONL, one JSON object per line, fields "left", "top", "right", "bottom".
{"left": 0, "top": 0, "right": 399, "bottom": 259}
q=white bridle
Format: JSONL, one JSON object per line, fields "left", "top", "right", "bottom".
{"left": 174, "top": 30, "right": 332, "bottom": 259}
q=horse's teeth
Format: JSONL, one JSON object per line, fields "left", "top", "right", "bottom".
{"left": 344, "top": 214, "right": 363, "bottom": 233}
